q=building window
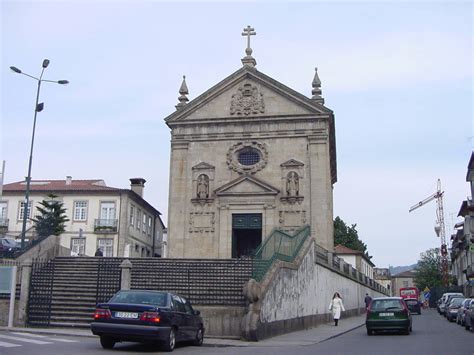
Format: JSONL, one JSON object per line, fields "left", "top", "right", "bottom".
{"left": 18, "top": 201, "right": 32, "bottom": 220}
{"left": 0, "top": 201, "right": 7, "bottom": 220}
{"left": 71, "top": 238, "right": 86, "bottom": 256}
{"left": 98, "top": 238, "right": 114, "bottom": 257}
{"left": 130, "top": 205, "right": 135, "bottom": 226}
{"left": 148, "top": 216, "right": 152, "bottom": 236}
{"left": 238, "top": 148, "right": 260, "bottom": 166}
{"left": 73, "top": 201, "right": 88, "bottom": 221}
{"left": 137, "top": 209, "right": 141, "bottom": 230}
{"left": 142, "top": 214, "right": 147, "bottom": 233}
{"left": 100, "top": 202, "right": 116, "bottom": 222}
{"left": 403, "top": 280, "right": 409, "bottom": 287}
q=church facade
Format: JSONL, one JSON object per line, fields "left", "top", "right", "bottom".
{"left": 164, "top": 30, "right": 337, "bottom": 259}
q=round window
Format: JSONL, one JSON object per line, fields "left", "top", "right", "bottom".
{"left": 238, "top": 148, "right": 260, "bottom": 166}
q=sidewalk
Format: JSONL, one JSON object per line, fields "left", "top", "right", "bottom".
{"left": 0, "top": 314, "right": 365, "bottom": 347}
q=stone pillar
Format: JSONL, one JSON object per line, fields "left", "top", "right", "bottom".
{"left": 120, "top": 260, "right": 132, "bottom": 290}
{"left": 167, "top": 140, "right": 189, "bottom": 258}
{"left": 308, "top": 133, "right": 333, "bottom": 251}
{"left": 18, "top": 259, "right": 32, "bottom": 326}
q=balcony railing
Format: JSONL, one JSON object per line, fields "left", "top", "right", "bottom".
{"left": 94, "top": 219, "right": 118, "bottom": 233}
{"left": 0, "top": 218, "right": 9, "bottom": 230}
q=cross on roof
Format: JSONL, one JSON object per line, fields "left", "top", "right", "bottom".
{"left": 242, "top": 26, "right": 256, "bottom": 53}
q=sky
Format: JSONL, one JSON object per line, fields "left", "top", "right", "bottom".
{"left": 1, "top": 0, "right": 472, "bottom": 267}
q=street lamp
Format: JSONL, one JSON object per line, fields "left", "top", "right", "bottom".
{"left": 10, "top": 59, "right": 68, "bottom": 249}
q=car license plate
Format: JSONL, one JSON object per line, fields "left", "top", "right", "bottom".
{"left": 379, "top": 312, "right": 394, "bottom": 317}
{"left": 115, "top": 311, "right": 138, "bottom": 319}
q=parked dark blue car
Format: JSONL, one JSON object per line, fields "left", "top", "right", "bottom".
{"left": 91, "top": 290, "right": 204, "bottom": 352}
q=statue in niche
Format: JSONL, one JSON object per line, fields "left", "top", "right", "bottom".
{"left": 286, "top": 171, "right": 299, "bottom": 197}
{"left": 196, "top": 174, "right": 209, "bottom": 199}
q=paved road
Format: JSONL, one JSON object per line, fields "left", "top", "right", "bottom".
{"left": 0, "top": 310, "right": 472, "bottom": 354}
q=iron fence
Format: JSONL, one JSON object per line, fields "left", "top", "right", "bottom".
{"left": 96, "top": 258, "right": 122, "bottom": 304}
{"left": 131, "top": 258, "right": 253, "bottom": 306}
{"left": 27, "top": 259, "right": 54, "bottom": 327}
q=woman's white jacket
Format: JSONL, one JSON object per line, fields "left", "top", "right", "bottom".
{"left": 328, "top": 297, "right": 345, "bottom": 319}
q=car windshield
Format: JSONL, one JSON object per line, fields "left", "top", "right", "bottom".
{"left": 109, "top": 291, "right": 167, "bottom": 306}
{"left": 371, "top": 300, "right": 403, "bottom": 311}
{"left": 1, "top": 239, "right": 16, "bottom": 247}
{"left": 449, "top": 298, "right": 464, "bottom": 306}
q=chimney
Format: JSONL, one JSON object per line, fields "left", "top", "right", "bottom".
{"left": 130, "top": 178, "right": 146, "bottom": 198}
{"left": 66, "top": 176, "right": 72, "bottom": 185}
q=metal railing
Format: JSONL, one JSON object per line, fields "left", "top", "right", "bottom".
{"left": 252, "top": 225, "right": 310, "bottom": 282}
{"left": 94, "top": 219, "right": 118, "bottom": 233}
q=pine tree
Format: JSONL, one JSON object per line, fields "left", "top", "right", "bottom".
{"left": 33, "top": 194, "right": 69, "bottom": 237}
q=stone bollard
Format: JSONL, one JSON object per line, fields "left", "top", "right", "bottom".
{"left": 18, "top": 259, "right": 33, "bottom": 326}
{"left": 120, "top": 259, "right": 132, "bottom": 290}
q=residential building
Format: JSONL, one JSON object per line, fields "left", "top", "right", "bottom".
{"left": 391, "top": 270, "right": 417, "bottom": 297}
{"left": 334, "top": 244, "right": 375, "bottom": 279}
{"left": 450, "top": 152, "right": 474, "bottom": 297}
{"left": 374, "top": 267, "right": 392, "bottom": 295}
{"left": 0, "top": 177, "right": 165, "bottom": 257}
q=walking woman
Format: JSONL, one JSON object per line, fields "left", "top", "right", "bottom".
{"left": 328, "top": 292, "right": 345, "bottom": 326}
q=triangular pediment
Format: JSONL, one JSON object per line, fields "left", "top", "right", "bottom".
{"left": 280, "top": 159, "right": 305, "bottom": 167}
{"left": 214, "top": 175, "right": 279, "bottom": 196}
{"left": 165, "top": 67, "right": 331, "bottom": 125}
{"left": 192, "top": 162, "right": 215, "bottom": 170}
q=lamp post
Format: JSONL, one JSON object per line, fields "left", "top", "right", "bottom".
{"left": 10, "top": 59, "right": 68, "bottom": 249}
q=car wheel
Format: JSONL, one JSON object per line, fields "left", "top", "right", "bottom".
{"left": 403, "top": 328, "right": 410, "bottom": 335}
{"left": 193, "top": 327, "right": 204, "bottom": 346}
{"left": 100, "top": 336, "right": 116, "bottom": 349}
{"left": 162, "top": 328, "right": 176, "bottom": 352}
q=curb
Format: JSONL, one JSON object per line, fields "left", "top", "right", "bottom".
{"left": 0, "top": 320, "right": 366, "bottom": 347}
{"left": 316, "top": 323, "right": 365, "bottom": 344}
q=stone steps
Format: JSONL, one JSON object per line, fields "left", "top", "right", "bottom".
{"left": 28, "top": 256, "right": 253, "bottom": 328}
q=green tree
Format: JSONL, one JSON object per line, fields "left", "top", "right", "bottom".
{"left": 413, "top": 248, "right": 443, "bottom": 290}
{"left": 33, "top": 194, "right": 69, "bottom": 237}
{"left": 333, "top": 216, "right": 372, "bottom": 259}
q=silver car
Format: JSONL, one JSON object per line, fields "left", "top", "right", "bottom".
{"left": 464, "top": 299, "right": 474, "bottom": 331}
{"left": 446, "top": 297, "right": 465, "bottom": 322}
{"left": 457, "top": 298, "right": 472, "bottom": 326}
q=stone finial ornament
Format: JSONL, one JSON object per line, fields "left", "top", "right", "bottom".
{"left": 175, "top": 75, "right": 189, "bottom": 110}
{"left": 311, "top": 67, "right": 324, "bottom": 104}
{"left": 241, "top": 25, "right": 257, "bottom": 67}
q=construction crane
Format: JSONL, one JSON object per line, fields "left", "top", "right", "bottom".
{"left": 409, "top": 179, "right": 449, "bottom": 286}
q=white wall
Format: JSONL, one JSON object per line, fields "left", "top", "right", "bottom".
{"left": 261, "top": 242, "right": 385, "bottom": 323}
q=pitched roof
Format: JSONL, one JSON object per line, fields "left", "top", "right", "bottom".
{"left": 2, "top": 179, "right": 162, "bottom": 217}
{"left": 3, "top": 179, "right": 121, "bottom": 192}
{"left": 164, "top": 66, "right": 333, "bottom": 125}
{"left": 335, "top": 244, "right": 361, "bottom": 254}
{"left": 335, "top": 244, "right": 375, "bottom": 267}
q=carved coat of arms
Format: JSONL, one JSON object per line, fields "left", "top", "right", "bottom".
{"left": 230, "top": 82, "right": 265, "bottom": 116}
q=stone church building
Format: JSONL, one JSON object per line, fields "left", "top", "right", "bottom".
{"left": 164, "top": 28, "right": 336, "bottom": 259}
